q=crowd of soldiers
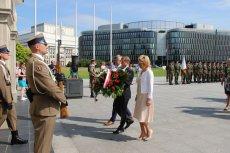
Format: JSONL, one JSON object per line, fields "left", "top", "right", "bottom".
{"left": 166, "top": 61, "right": 227, "bottom": 85}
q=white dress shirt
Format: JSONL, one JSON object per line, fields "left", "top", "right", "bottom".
{"left": 139, "top": 68, "right": 154, "bottom": 99}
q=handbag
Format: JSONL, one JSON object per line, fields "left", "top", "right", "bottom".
{"left": 60, "top": 105, "right": 70, "bottom": 118}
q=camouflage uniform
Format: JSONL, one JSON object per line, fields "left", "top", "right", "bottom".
{"left": 207, "top": 62, "right": 212, "bottom": 82}
{"left": 197, "top": 62, "right": 203, "bottom": 83}
{"left": 168, "top": 62, "right": 174, "bottom": 85}
{"left": 88, "top": 62, "right": 97, "bottom": 97}
{"left": 193, "top": 62, "right": 198, "bottom": 83}
{"left": 174, "top": 61, "right": 180, "bottom": 85}
{"left": 216, "top": 62, "right": 220, "bottom": 82}
{"left": 211, "top": 62, "right": 216, "bottom": 82}
{"left": 202, "top": 62, "right": 208, "bottom": 83}
{"left": 186, "top": 62, "right": 193, "bottom": 84}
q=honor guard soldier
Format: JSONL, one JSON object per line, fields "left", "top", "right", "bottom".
{"left": 26, "top": 34, "right": 68, "bottom": 153}
{"left": 0, "top": 45, "right": 28, "bottom": 145}
{"left": 216, "top": 62, "right": 220, "bottom": 82}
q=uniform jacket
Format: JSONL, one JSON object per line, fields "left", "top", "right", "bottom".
{"left": 0, "top": 61, "right": 13, "bottom": 104}
{"left": 26, "top": 54, "right": 66, "bottom": 117}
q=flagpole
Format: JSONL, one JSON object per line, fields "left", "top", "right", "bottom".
{"left": 75, "top": 0, "right": 78, "bottom": 56}
{"left": 93, "top": 2, "right": 96, "bottom": 59}
{"left": 55, "top": 0, "right": 58, "bottom": 60}
{"left": 110, "top": 4, "right": 113, "bottom": 63}
{"left": 34, "top": 0, "right": 37, "bottom": 35}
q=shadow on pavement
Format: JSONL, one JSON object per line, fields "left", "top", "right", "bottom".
{"left": 176, "top": 106, "right": 230, "bottom": 120}
{"left": 194, "top": 97, "right": 226, "bottom": 103}
{"left": 65, "top": 116, "right": 120, "bottom": 124}
{"left": 59, "top": 117, "right": 136, "bottom": 142}
{"left": 0, "top": 141, "right": 10, "bottom": 145}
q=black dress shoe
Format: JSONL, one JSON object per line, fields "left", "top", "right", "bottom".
{"left": 124, "top": 119, "right": 134, "bottom": 129}
{"left": 113, "top": 128, "right": 124, "bottom": 134}
{"left": 11, "top": 131, "right": 28, "bottom": 145}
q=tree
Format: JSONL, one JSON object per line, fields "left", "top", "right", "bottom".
{"left": 16, "top": 43, "right": 31, "bottom": 63}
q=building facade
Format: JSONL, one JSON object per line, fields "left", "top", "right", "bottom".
{"left": 0, "top": 0, "right": 23, "bottom": 99}
{"left": 79, "top": 20, "right": 185, "bottom": 64}
{"left": 166, "top": 28, "right": 230, "bottom": 62}
{"left": 79, "top": 28, "right": 157, "bottom": 63}
{"left": 19, "top": 23, "right": 78, "bottom": 66}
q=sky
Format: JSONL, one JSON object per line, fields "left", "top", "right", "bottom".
{"left": 16, "top": 0, "right": 230, "bottom": 35}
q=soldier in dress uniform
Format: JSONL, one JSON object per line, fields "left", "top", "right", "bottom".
{"left": 25, "top": 34, "right": 68, "bottom": 153}
{"left": 88, "top": 59, "right": 97, "bottom": 98}
{"left": 174, "top": 61, "right": 180, "bottom": 85}
{"left": 0, "top": 45, "right": 28, "bottom": 145}
{"left": 220, "top": 62, "right": 224, "bottom": 80}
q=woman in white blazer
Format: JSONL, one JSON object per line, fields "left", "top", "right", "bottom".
{"left": 133, "top": 55, "right": 154, "bottom": 140}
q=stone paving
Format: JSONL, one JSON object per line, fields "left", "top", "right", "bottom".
{"left": 1, "top": 77, "right": 230, "bottom": 153}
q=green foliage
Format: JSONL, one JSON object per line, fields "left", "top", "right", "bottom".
{"left": 78, "top": 59, "right": 90, "bottom": 67}
{"left": 153, "top": 67, "right": 166, "bottom": 77}
{"left": 16, "top": 43, "right": 31, "bottom": 63}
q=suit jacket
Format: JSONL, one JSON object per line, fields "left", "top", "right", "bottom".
{"left": 0, "top": 61, "right": 13, "bottom": 104}
{"left": 26, "top": 54, "right": 66, "bottom": 117}
{"left": 123, "top": 67, "right": 134, "bottom": 100}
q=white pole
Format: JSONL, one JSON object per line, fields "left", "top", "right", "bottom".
{"left": 110, "top": 5, "right": 113, "bottom": 63}
{"left": 34, "top": 0, "right": 37, "bottom": 35}
{"left": 75, "top": 0, "right": 78, "bottom": 56}
{"left": 55, "top": 0, "right": 58, "bottom": 60}
{"left": 93, "top": 2, "right": 96, "bottom": 59}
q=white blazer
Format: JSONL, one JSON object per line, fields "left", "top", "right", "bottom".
{"left": 138, "top": 68, "right": 154, "bottom": 99}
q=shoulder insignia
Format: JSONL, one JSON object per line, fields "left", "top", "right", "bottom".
{"left": 35, "top": 65, "right": 42, "bottom": 71}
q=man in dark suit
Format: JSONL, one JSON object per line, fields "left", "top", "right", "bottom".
{"left": 113, "top": 56, "right": 134, "bottom": 134}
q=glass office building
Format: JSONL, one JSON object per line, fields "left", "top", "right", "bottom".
{"left": 79, "top": 29, "right": 157, "bottom": 63}
{"left": 166, "top": 28, "right": 230, "bottom": 62}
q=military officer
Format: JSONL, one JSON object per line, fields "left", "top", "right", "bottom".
{"left": 26, "top": 34, "right": 68, "bottom": 153}
{"left": 174, "top": 61, "right": 180, "bottom": 85}
{"left": 88, "top": 59, "right": 97, "bottom": 98}
{"left": 0, "top": 45, "right": 28, "bottom": 145}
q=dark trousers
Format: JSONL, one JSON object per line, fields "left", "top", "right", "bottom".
{"left": 114, "top": 96, "right": 131, "bottom": 129}
{"left": 109, "top": 100, "right": 132, "bottom": 122}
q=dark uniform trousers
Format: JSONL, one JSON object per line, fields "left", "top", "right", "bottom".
{"left": 0, "top": 103, "right": 17, "bottom": 131}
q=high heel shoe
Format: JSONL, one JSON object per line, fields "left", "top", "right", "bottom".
{"left": 143, "top": 129, "right": 153, "bottom": 141}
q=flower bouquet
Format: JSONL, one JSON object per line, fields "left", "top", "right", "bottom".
{"left": 93, "top": 69, "right": 128, "bottom": 99}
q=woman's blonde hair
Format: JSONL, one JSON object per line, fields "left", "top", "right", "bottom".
{"left": 138, "top": 55, "right": 151, "bottom": 69}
